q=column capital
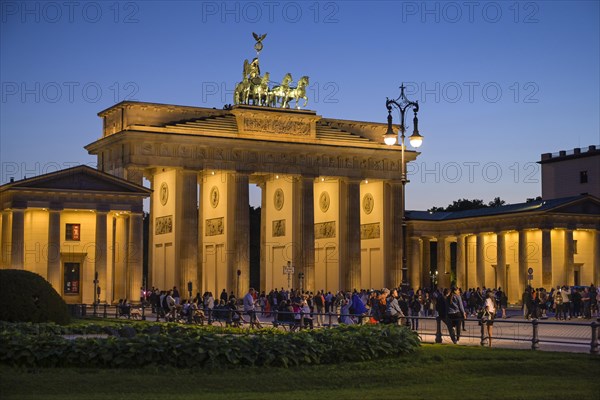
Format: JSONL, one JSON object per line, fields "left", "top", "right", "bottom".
{"left": 96, "top": 204, "right": 110, "bottom": 213}
{"left": 343, "top": 177, "right": 362, "bottom": 185}
{"left": 48, "top": 202, "right": 63, "bottom": 212}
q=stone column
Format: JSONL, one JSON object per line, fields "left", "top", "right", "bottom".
{"left": 196, "top": 174, "right": 203, "bottom": 294}
{"left": 292, "top": 176, "right": 315, "bottom": 292}
{"left": 593, "top": 230, "right": 600, "bottom": 286}
{"left": 518, "top": 229, "right": 528, "bottom": 294}
{"left": 496, "top": 231, "right": 506, "bottom": 291}
{"left": 409, "top": 237, "right": 422, "bottom": 289}
{"left": 541, "top": 229, "right": 552, "bottom": 287}
{"left": 95, "top": 210, "right": 108, "bottom": 303}
{"left": 384, "top": 182, "right": 403, "bottom": 288}
{"left": 456, "top": 234, "right": 466, "bottom": 290}
{"left": 339, "top": 179, "right": 360, "bottom": 291}
{"left": 178, "top": 170, "right": 199, "bottom": 297}
{"left": 1, "top": 211, "right": 10, "bottom": 268}
{"left": 228, "top": 172, "right": 250, "bottom": 297}
{"left": 476, "top": 233, "right": 485, "bottom": 288}
{"left": 422, "top": 237, "right": 431, "bottom": 288}
{"left": 146, "top": 173, "right": 154, "bottom": 290}
{"left": 10, "top": 209, "right": 25, "bottom": 269}
{"left": 114, "top": 215, "right": 128, "bottom": 301}
{"left": 47, "top": 207, "right": 62, "bottom": 289}
{"left": 437, "top": 236, "right": 450, "bottom": 288}
{"left": 563, "top": 229, "right": 574, "bottom": 285}
{"left": 258, "top": 182, "right": 267, "bottom": 292}
{"left": 128, "top": 212, "right": 143, "bottom": 301}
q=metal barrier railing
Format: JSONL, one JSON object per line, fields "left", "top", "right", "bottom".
{"left": 70, "top": 303, "right": 599, "bottom": 354}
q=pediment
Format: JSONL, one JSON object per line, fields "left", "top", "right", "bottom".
{"left": 547, "top": 197, "right": 600, "bottom": 215}
{"left": 6, "top": 166, "right": 150, "bottom": 194}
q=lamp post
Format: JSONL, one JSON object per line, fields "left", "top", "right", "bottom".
{"left": 93, "top": 271, "right": 99, "bottom": 316}
{"left": 384, "top": 83, "right": 423, "bottom": 292}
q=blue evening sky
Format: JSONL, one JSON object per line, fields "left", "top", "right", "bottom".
{"left": 1, "top": 1, "right": 599, "bottom": 210}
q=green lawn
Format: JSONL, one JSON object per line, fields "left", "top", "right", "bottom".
{"left": 1, "top": 345, "right": 598, "bottom": 400}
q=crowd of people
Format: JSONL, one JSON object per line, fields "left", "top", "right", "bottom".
{"left": 136, "top": 283, "right": 599, "bottom": 346}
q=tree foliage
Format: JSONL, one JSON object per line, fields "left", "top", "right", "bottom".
{"left": 0, "top": 269, "right": 70, "bottom": 325}
{"left": 428, "top": 197, "right": 506, "bottom": 212}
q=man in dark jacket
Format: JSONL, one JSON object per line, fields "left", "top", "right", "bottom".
{"left": 436, "top": 288, "right": 457, "bottom": 344}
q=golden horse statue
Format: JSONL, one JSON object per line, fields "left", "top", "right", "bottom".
{"left": 282, "top": 76, "right": 310, "bottom": 109}
{"left": 268, "top": 73, "right": 293, "bottom": 108}
{"left": 248, "top": 72, "right": 270, "bottom": 106}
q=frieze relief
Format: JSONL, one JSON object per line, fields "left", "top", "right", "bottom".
{"left": 243, "top": 116, "right": 311, "bottom": 136}
{"left": 205, "top": 217, "right": 224, "bottom": 236}
{"left": 160, "top": 144, "right": 170, "bottom": 157}
{"left": 141, "top": 143, "right": 154, "bottom": 155}
{"left": 272, "top": 219, "right": 286, "bottom": 237}
{"left": 177, "top": 145, "right": 192, "bottom": 158}
{"left": 155, "top": 215, "right": 173, "bottom": 235}
{"left": 315, "top": 221, "right": 336, "bottom": 239}
{"left": 135, "top": 142, "right": 401, "bottom": 176}
{"left": 361, "top": 223, "right": 381, "bottom": 240}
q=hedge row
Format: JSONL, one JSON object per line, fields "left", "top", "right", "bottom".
{"left": 0, "top": 324, "right": 420, "bottom": 368}
{"left": 0, "top": 321, "right": 264, "bottom": 336}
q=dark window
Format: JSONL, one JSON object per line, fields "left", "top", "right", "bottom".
{"left": 64, "top": 263, "right": 80, "bottom": 294}
{"left": 66, "top": 223, "right": 81, "bottom": 241}
{"left": 573, "top": 240, "right": 578, "bottom": 254}
{"left": 580, "top": 170, "right": 588, "bottom": 183}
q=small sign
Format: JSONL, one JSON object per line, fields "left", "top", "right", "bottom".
{"left": 283, "top": 265, "right": 295, "bottom": 275}
{"left": 527, "top": 274, "right": 533, "bottom": 280}
{"left": 527, "top": 267, "right": 534, "bottom": 275}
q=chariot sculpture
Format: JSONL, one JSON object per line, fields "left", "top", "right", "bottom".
{"left": 233, "top": 33, "right": 310, "bottom": 110}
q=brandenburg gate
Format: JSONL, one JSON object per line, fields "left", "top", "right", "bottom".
{"left": 85, "top": 34, "right": 419, "bottom": 296}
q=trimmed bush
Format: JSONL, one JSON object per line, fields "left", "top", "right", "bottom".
{"left": 0, "top": 269, "right": 70, "bottom": 325}
{"left": 0, "top": 323, "right": 420, "bottom": 368}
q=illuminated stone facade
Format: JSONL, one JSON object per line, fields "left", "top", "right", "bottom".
{"left": 86, "top": 102, "right": 417, "bottom": 296}
{"left": 0, "top": 166, "right": 150, "bottom": 303}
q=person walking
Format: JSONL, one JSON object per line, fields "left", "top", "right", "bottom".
{"left": 483, "top": 290, "right": 497, "bottom": 347}
{"left": 385, "top": 289, "right": 404, "bottom": 325}
{"left": 243, "top": 287, "right": 261, "bottom": 328}
{"left": 447, "top": 286, "right": 467, "bottom": 343}
{"left": 554, "top": 287, "right": 564, "bottom": 320}
{"left": 436, "top": 288, "right": 457, "bottom": 344}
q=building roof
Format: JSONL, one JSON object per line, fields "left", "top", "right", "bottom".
{"left": 538, "top": 145, "right": 599, "bottom": 164}
{"left": 406, "top": 194, "right": 600, "bottom": 221}
{"left": 0, "top": 165, "right": 152, "bottom": 196}
{"left": 160, "top": 114, "right": 373, "bottom": 144}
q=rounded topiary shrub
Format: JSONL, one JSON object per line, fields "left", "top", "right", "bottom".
{"left": 0, "top": 269, "right": 70, "bottom": 325}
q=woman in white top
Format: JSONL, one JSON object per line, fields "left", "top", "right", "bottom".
{"left": 484, "top": 291, "right": 497, "bottom": 347}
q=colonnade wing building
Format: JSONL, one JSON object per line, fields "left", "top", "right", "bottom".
{"left": 408, "top": 193, "right": 600, "bottom": 303}
{"left": 85, "top": 102, "right": 415, "bottom": 299}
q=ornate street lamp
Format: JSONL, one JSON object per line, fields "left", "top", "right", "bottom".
{"left": 384, "top": 83, "right": 423, "bottom": 291}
